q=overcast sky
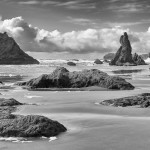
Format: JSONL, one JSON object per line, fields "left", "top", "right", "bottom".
{"left": 0, "top": 0, "right": 150, "bottom": 59}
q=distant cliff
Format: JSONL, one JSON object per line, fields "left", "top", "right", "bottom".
{"left": 0, "top": 32, "right": 39, "bottom": 65}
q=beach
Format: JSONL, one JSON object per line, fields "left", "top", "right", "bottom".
{"left": 0, "top": 61, "right": 150, "bottom": 149}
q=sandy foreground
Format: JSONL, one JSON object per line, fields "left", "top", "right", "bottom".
{"left": 0, "top": 81, "right": 150, "bottom": 150}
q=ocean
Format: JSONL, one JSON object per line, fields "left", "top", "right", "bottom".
{"left": 1, "top": 60, "right": 150, "bottom": 150}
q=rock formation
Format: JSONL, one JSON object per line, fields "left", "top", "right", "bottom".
{"left": 67, "top": 62, "right": 76, "bottom": 66}
{"left": 100, "top": 93, "right": 150, "bottom": 108}
{"left": 94, "top": 59, "right": 103, "bottom": 64}
{"left": 0, "top": 32, "right": 39, "bottom": 65}
{"left": 110, "top": 32, "right": 146, "bottom": 66}
{"left": 0, "top": 98, "right": 67, "bottom": 137}
{"left": 132, "top": 53, "right": 147, "bottom": 65}
{"left": 17, "top": 67, "right": 134, "bottom": 90}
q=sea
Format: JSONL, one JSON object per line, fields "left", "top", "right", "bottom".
{"left": 1, "top": 59, "right": 150, "bottom": 150}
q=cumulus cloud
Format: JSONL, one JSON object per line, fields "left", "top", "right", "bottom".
{"left": 0, "top": 16, "right": 150, "bottom": 54}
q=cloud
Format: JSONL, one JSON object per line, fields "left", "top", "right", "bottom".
{"left": 1, "top": 16, "right": 150, "bottom": 54}
{"left": 64, "top": 16, "right": 97, "bottom": 26}
{"left": 18, "top": 1, "right": 39, "bottom": 5}
{"left": 17, "top": 0, "right": 96, "bottom": 10}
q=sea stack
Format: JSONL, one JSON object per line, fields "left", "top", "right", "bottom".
{"left": 0, "top": 32, "right": 39, "bottom": 65}
{"left": 109, "top": 32, "right": 146, "bottom": 66}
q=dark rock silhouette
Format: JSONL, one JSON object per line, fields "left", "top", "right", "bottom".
{"left": 0, "top": 32, "right": 39, "bottom": 65}
{"left": 94, "top": 59, "right": 103, "bottom": 64}
{"left": 0, "top": 98, "right": 67, "bottom": 137}
{"left": 132, "top": 53, "right": 147, "bottom": 65}
{"left": 110, "top": 32, "right": 146, "bottom": 66}
{"left": 17, "top": 67, "right": 134, "bottom": 90}
{"left": 67, "top": 62, "right": 76, "bottom": 66}
{"left": 100, "top": 93, "right": 150, "bottom": 108}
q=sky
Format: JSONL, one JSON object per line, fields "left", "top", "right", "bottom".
{"left": 0, "top": 0, "right": 150, "bottom": 59}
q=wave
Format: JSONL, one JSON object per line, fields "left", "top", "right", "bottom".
{"left": 0, "top": 136, "right": 57, "bottom": 143}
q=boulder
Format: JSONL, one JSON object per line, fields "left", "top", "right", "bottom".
{"left": 100, "top": 93, "right": 150, "bottom": 108}
{"left": 0, "top": 98, "right": 22, "bottom": 106}
{"left": 94, "top": 59, "right": 103, "bottom": 64}
{"left": 17, "top": 67, "right": 134, "bottom": 90}
{"left": 0, "top": 98, "right": 67, "bottom": 137}
{"left": 0, "top": 32, "right": 39, "bottom": 65}
{"left": 0, "top": 115, "right": 67, "bottom": 137}
{"left": 67, "top": 62, "right": 76, "bottom": 66}
{"left": 109, "top": 32, "right": 146, "bottom": 66}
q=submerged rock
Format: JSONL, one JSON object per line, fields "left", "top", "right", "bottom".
{"left": 100, "top": 93, "right": 150, "bottom": 108}
{"left": 17, "top": 67, "right": 134, "bottom": 90}
{"left": 0, "top": 98, "right": 67, "bottom": 137}
{"left": 0, "top": 32, "right": 39, "bottom": 65}
{"left": 67, "top": 62, "right": 76, "bottom": 66}
{"left": 94, "top": 59, "right": 103, "bottom": 64}
{"left": 109, "top": 32, "right": 146, "bottom": 66}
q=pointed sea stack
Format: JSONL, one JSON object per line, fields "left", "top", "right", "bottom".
{"left": 109, "top": 32, "right": 146, "bottom": 66}
{"left": 0, "top": 32, "right": 39, "bottom": 65}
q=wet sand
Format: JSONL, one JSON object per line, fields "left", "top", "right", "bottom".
{"left": 0, "top": 85, "right": 150, "bottom": 150}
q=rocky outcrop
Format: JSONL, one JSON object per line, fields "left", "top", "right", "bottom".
{"left": 67, "top": 62, "right": 76, "bottom": 66}
{"left": 0, "top": 32, "right": 39, "bottom": 65}
{"left": 0, "top": 98, "right": 67, "bottom": 137}
{"left": 100, "top": 93, "right": 150, "bottom": 108}
{"left": 0, "top": 98, "right": 22, "bottom": 106}
{"left": 94, "top": 59, "right": 103, "bottom": 64}
{"left": 103, "top": 53, "right": 115, "bottom": 61}
{"left": 17, "top": 67, "right": 134, "bottom": 90}
{"left": 109, "top": 32, "right": 146, "bottom": 66}
{"left": 132, "top": 53, "right": 147, "bottom": 65}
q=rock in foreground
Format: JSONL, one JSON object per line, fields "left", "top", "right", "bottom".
{"left": 0, "top": 32, "right": 39, "bottom": 65}
{"left": 110, "top": 32, "right": 146, "bottom": 66}
{"left": 0, "top": 115, "right": 67, "bottom": 137}
{"left": 17, "top": 67, "right": 134, "bottom": 90}
{"left": 0, "top": 98, "right": 67, "bottom": 137}
{"left": 100, "top": 93, "right": 150, "bottom": 107}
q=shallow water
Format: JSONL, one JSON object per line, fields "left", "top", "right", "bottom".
{"left": 0, "top": 61, "right": 150, "bottom": 150}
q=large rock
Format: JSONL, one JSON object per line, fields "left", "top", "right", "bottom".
{"left": 109, "top": 32, "right": 146, "bottom": 66}
{"left": 0, "top": 98, "right": 67, "bottom": 137}
{"left": 100, "top": 93, "right": 150, "bottom": 108}
{"left": 17, "top": 67, "right": 134, "bottom": 90}
{"left": 0, "top": 115, "right": 67, "bottom": 137}
{"left": 0, "top": 32, "right": 39, "bottom": 65}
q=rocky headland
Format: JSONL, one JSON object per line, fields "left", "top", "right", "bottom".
{"left": 109, "top": 32, "right": 146, "bottom": 66}
{"left": 0, "top": 32, "right": 39, "bottom": 65}
{"left": 100, "top": 93, "right": 150, "bottom": 108}
{"left": 17, "top": 67, "right": 134, "bottom": 90}
{"left": 0, "top": 98, "right": 66, "bottom": 137}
